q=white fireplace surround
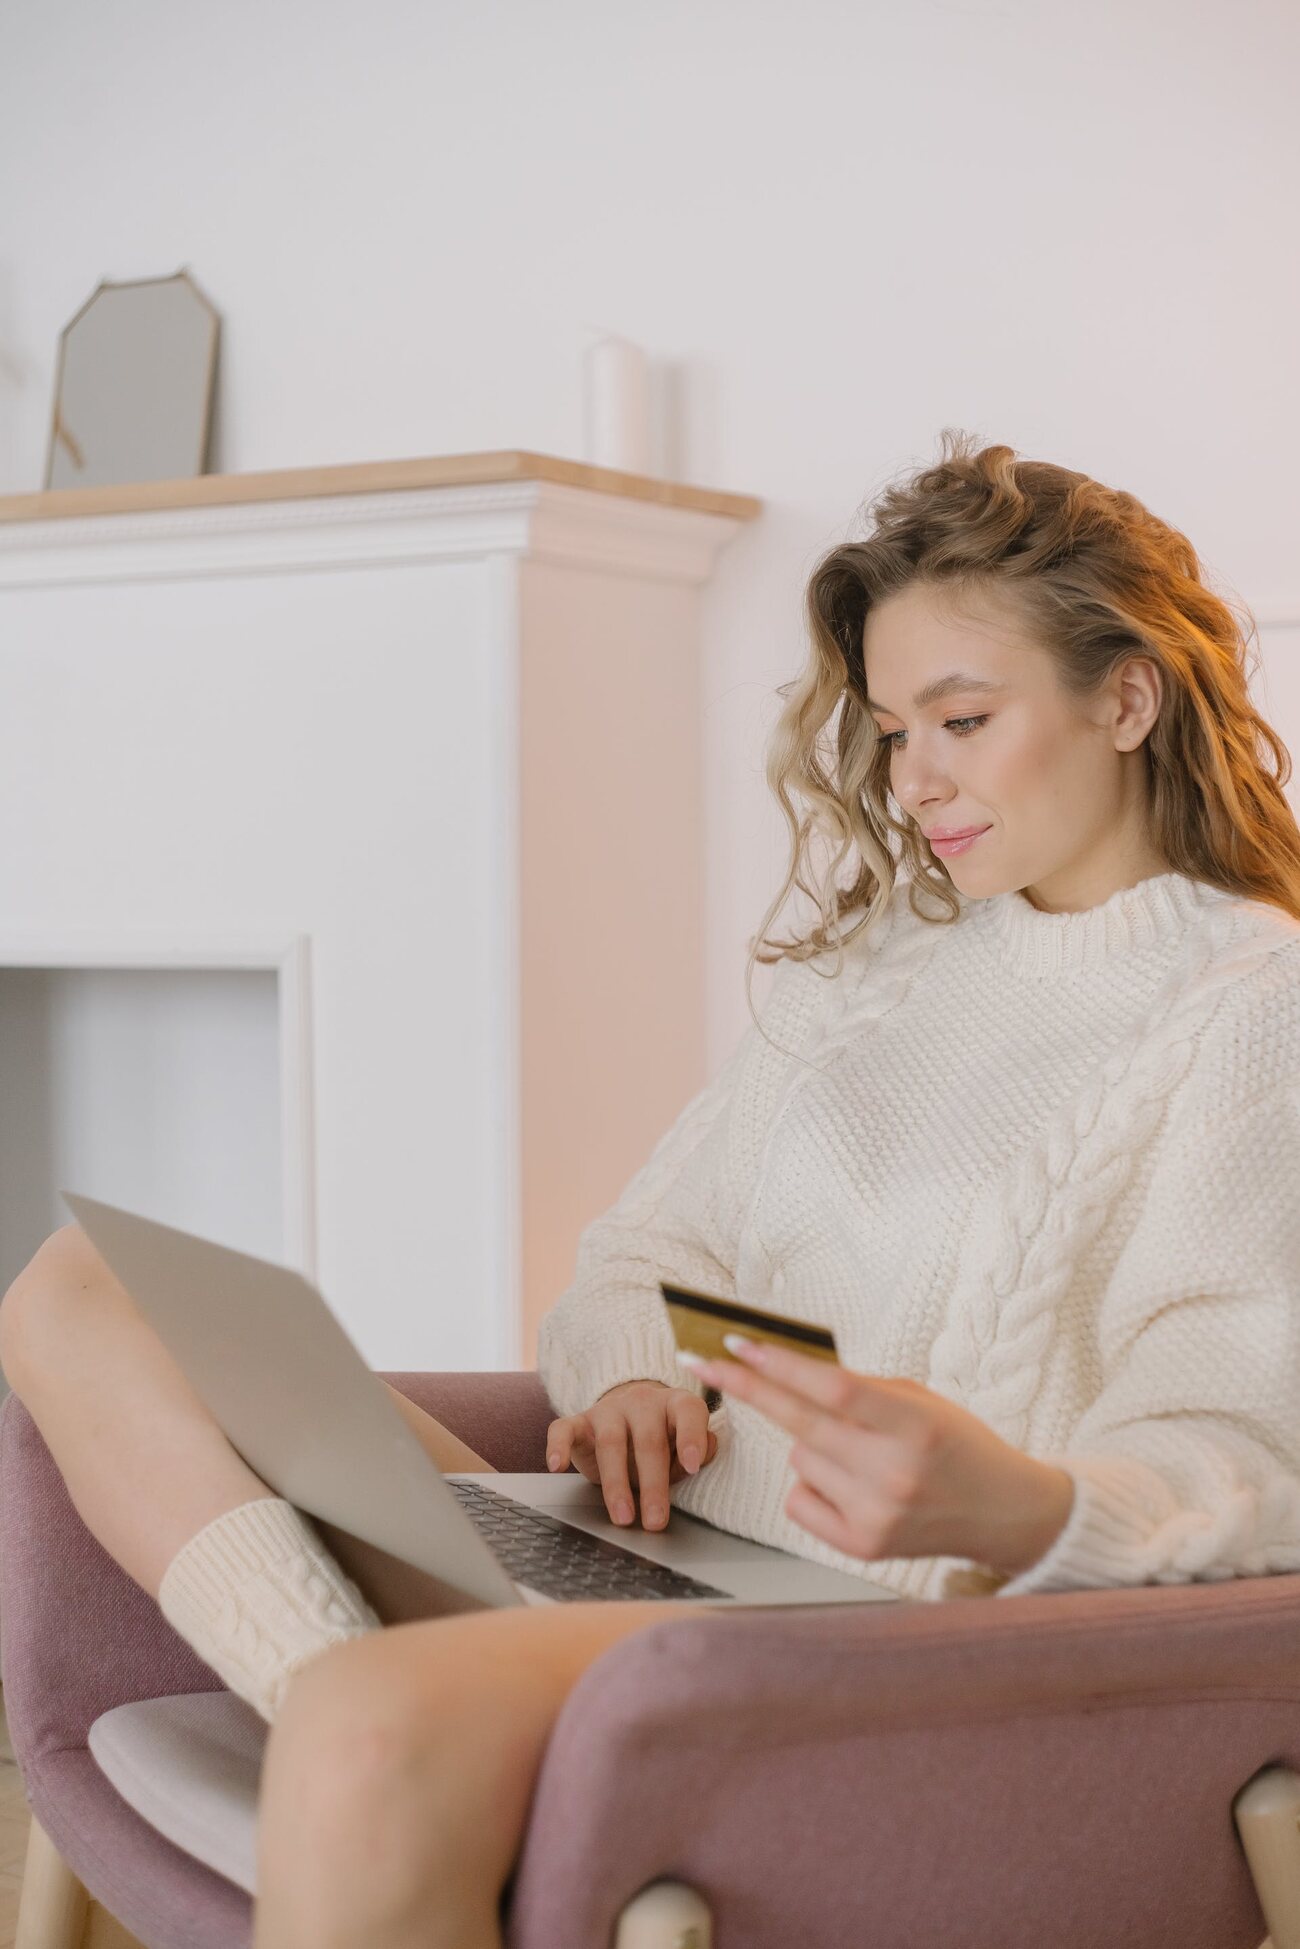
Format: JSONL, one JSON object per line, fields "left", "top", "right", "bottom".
{"left": 0, "top": 459, "right": 760, "bottom": 1372}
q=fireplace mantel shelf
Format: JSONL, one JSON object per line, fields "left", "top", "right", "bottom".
{"left": 0, "top": 451, "right": 762, "bottom": 590}
{"left": 0, "top": 450, "right": 763, "bottom": 526}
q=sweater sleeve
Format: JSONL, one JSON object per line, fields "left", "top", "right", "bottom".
{"left": 536, "top": 954, "right": 826, "bottom": 1420}
{"left": 991, "top": 1077, "right": 1300, "bottom": 1598}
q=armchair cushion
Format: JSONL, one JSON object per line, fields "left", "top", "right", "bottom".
{"left": 87, "top": 1691, "right": 264, "bottom": 1896}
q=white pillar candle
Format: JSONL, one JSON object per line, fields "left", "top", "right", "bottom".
{"left": 583, "top": 333, "right": 651, "bottom": 474}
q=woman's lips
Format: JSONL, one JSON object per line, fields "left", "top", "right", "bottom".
{"left": 930, "top": 826, "right": 990, "bottom": 857}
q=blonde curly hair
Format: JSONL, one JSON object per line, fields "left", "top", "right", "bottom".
{"left": 746, "top": 428, "right": 1300, "bottom": 1020}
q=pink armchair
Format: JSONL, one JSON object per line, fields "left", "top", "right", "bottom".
{"left": 2, "top": 1370, "right": 1299, "bottom": 1949}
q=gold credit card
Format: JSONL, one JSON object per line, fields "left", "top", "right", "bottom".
{"left": 659, "top": 1279, "right": 840, "bottom": 1366}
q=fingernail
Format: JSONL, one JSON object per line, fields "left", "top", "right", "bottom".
{"left": 723, "top": 1332, "right": 762, "bottom": 1360}
{"left": 615, "top": 1499, "right": 634, "bottom": 1524}
{"left": 547, "top": 1452, "right": 561, "bottom": 1471}
{"left": 644, "top": 1504, "right": 665, "bottom": 1528}
{"left": 676, "top": 1349, "right": 708, "bottom": 1372}
{"left": 681, "top": 1444, "right": 702, "bottom": 1472}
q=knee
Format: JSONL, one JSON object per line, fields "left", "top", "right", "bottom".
{"left": 262, "top": 1641, "right": 466, "bottom": 1856}
{"left": 0, "top": 1225, "right": 107, "bottom": 1390}
{"left": 259, "top": 1628, "right": 539, "bottom": 1901}
{"left": 259, "top": 1625, "right": 554, "bottom": 1908}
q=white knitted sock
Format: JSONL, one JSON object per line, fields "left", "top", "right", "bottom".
{"left": 157, "top": 1495, "right": 382, "bottom": 1724}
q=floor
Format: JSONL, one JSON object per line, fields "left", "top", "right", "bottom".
{"left": 0, "top": 1684, "right": 29, "bottom": 1945}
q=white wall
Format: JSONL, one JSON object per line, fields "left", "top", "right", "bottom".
{"left": 2, "top": 0, "right": 1297, "bottom": 1064}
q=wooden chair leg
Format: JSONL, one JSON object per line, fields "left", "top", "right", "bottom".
{"left": 11, "top": 1819, "right": 146, "bottom": 1949}
{"left": 1234, "top": 1764, "right": 1300, "bottom": 1949}
{"left": 14, "top": 1817, "right": 89, "bottom": 1949}
{"left": 613, "top": 1879, "right": 713, "bottom": 1948}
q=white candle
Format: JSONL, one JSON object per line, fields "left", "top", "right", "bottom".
{"left": 583, "top": 333, "right": 651, "bottom": 474}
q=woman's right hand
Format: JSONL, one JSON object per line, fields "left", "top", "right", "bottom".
{"left": 545, "top": 1379, "right": 719, "bottom": 1531}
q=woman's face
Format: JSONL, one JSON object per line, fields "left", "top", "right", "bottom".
{"left": 861, "top": 579, "right": 1165, "bottom": 912}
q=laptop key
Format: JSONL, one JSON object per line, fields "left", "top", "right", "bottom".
{"left": 446, "top": 1480, "right": 731, "bottom": 1602}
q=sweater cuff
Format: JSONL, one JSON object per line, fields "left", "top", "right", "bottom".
{"left": 989, "top": 1452, "right": 1177, "bottom": 1597}
{"left": 536, "top": 1310, "right": 707, "bottom": 1420}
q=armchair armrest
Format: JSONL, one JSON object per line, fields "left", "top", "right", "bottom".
{"left": 508, "top": 1573, "right": 1300, "bottom": 1949}
{"left": 379, "top": 1370, "right": 554, "bottom": 1473}
{"left": 0, "top": 1370, "right": 555, "bottom": 1775}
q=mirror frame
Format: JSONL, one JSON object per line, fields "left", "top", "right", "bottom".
{"left": 44, "top": 267, "right": 221, "bottom": 490}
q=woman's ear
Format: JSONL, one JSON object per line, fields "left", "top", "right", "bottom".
{"left": 1112, "top": 654, "right": 1163, "bottom": 750}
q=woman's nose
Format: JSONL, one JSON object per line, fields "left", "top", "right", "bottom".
{"left": 891, "top": 748, "right": 953, "bottom": 808}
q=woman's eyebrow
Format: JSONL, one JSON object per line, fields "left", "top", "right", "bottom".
{"left": 865, "top": 673, "right": 1009, "bottom": 713}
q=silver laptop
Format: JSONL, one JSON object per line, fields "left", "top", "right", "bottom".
{"left": 62, "top": 1191, "right": 901, "bottom": 1621}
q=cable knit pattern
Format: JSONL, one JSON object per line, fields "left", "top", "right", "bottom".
{"left": 157, "top": 1495, "right": 381, "bottom": 1722}
{"left": 536, "top": 870, "right": 1300, "bottom": 1604}
{"left": 926, "top": 899, "right": 1284, "bottom": 1438}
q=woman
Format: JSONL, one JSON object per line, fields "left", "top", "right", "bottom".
{"left": 5, "top": 430, "right": 1299, "bottom": 1947}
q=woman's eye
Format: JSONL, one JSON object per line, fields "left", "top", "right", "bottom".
{"left": 879, "top": 714, "right": 988, "bottom": 750}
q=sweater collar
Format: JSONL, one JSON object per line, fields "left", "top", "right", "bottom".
{"left": 976, "top": 869, "right": 1227, "bottom": 978}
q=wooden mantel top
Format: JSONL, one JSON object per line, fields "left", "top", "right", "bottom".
{"left": 0, "top": 450, "right": 763, "bottom": 526}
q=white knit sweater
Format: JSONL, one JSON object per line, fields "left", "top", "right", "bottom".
{"left": 536, "top": 869, "right": 1300, "bottom": 1601}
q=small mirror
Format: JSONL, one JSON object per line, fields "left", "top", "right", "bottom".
{"left": 44, "top": 269, "right": 220, "bottom": 490}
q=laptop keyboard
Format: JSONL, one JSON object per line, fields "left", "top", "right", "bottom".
{"left": 447, "top": 1478, "right": 732, "bottom": 1602}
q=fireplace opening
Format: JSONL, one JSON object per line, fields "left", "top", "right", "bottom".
{"left": 0, "top": 966, "right": 282, "bottom": 1379}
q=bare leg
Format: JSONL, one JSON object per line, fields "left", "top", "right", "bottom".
{"left": 0, "top": 1225, "right": 493, "bottom": 1601}
{"left": 256, "top": 1599, "right": 710, "bottom": 1949}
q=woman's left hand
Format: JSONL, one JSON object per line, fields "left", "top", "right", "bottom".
{"left": 679, "top": 1337, "right": 1075, "bottom": 1578}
